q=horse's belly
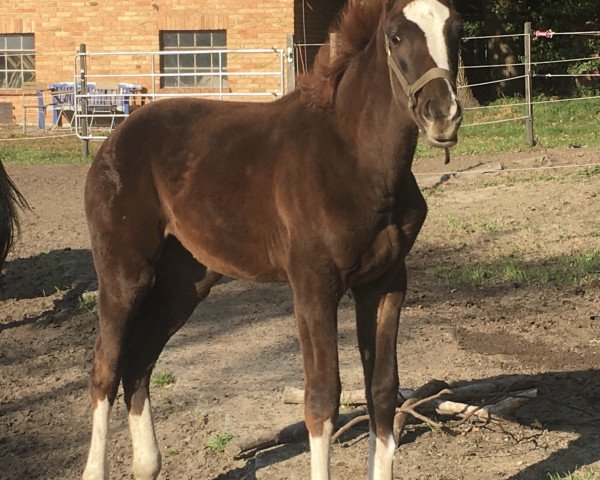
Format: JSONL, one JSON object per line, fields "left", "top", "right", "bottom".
{"left": 198, "top": 249, "right": 287, "bottom": 283}
{"left": 167, "top": 213, "right": 288, "bottom": 283}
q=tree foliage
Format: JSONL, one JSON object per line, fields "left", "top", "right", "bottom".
{"left": 455, "top": 0, "right": 600, "bottom": 99}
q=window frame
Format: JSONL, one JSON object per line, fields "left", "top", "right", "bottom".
{"left": 159, "top": 30, "right": 227, "bottom": 89}
{"left": 0, "top": 34, "right": 35, "bottom": 89}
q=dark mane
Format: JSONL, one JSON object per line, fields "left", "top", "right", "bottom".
{"left": 300, "top": 0, "right": 384, "bottom": 109}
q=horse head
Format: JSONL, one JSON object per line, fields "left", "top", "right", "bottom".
{"left": 383, "top": 0, "right": 463, "bottom": 148}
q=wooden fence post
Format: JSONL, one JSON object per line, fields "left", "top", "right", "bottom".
{"left": 330, "top": 32, "right": 338, "bottom": 59}
{"left": 524, "top": 22, "right": 535, "bottom": 146}
{"left": 79, "top": 43, "right": 89, "bottom": 157}
{"left": 286, "top": 34, "right": 296, "bottom": 94}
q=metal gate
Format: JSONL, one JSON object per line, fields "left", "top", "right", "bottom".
{"left": 72, "top": 44, "right": 288, "bottom": 140}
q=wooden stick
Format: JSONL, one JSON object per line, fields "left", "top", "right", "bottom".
{"left": 330, "top": 415, "right": 369, "bottom": 444}
{"left": 482, "top": 389, "right": 538, "bottom": 416}
{"left": 283, "top": 377, "right": 536, "bottom": 406}
{"left": 431, "top": 389, "right": 537, "bottom": 422}
{"left": 232, "top": 407, "right": 367, "bottom": 458}
{"left": 235, "top": 382, "right": 538, "bottom": 457}
{"left": 436, "top": 377, "right": 536, "bottom": 403}
{"left": 282, "top": 386, "right": 373, "bottom": 406}
{"left": 393, "top": 380, "right": 450, "bottom": 442}
{"left": 334, "top": 389, "right": 539, "bottom": 446}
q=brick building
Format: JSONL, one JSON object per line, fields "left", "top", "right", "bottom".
{"left": 0, "top": 0, "right": 345, "bottom": 126}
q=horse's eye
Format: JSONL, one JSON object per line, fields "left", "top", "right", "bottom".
{"left": 390, "top": 34, "right": 403, "bottom": 44}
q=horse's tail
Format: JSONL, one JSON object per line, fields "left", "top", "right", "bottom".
{"left": 0, "top": 161, "right": 29, "bottom": 268}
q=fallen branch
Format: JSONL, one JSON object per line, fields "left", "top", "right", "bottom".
{"left": 330, "top": 414, "right": 370, "bottom": 444}
{"left": 431, "top": 377, "right": 536, "bottom": 403}
{"left": 333, "top": 380, "right": 456, "bottom": 445}
{"left": 282, "top": 386, "right": 374, "bottom": 406}
{"left": 231, "top": 407, "right": 367, "bottom": 459}
{"left": 235, "top": 379, "right": 537, "bottom": 457}
{"left": 434, "top": 389, "right": 538, "bottom": 421}
{"left": 283, "top": 376, "right": 536, "bottom": 406}
{"left": 393, "top": 380, "right": 451, "bottom": 442}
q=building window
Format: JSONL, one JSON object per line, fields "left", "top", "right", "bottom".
{"left": 160, "top": 30, "right": 227, "bottom": 88}
{"left": 0, "top": 34, "right": 35, "bottom": 89}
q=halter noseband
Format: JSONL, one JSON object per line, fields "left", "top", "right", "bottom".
{"left": 384, "top": 36, "right": 455, "bottom": 109}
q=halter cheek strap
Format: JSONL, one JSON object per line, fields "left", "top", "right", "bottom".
{"left": 384, "top": 36, "right": 455, "bottom": 109}
{"left": 385, "top": 36, "right": 456, "bottom": 163}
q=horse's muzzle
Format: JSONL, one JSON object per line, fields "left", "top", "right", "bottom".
{"left": 417, "top": 94, "right": 462, "bottom": 149}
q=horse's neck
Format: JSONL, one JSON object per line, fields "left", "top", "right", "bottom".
{"left": 334, "top": 34, "right": 419, "bottom": 189}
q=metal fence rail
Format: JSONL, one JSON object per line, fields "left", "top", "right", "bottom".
{"left": 73, "top": 44, "right": 287, "bottom": 143}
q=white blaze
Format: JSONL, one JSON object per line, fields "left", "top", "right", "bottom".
{"left": 403, "top": 0, "right": 459, "bottom": 122}
{"left": 403, "top": 0, "right": 451, "bottom": 70}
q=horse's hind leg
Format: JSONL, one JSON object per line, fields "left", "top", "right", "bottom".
{"left": 121, "top": 236, "right": 221, "bottom": 480}
{"left": 83, "top": 237, "right": 160, "bottom": 480}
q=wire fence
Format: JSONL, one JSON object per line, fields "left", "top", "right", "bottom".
{"left": 13, "top": 26, "right": 600, "bottom": 149}
{"left": 296, "top": 27, "right": 600, "bottom": 143}
{"left": 413, "top": 161, "right": 600, "bottom": 179}
{"left": 457, "top": 25, "right": 600, "bottom": 143}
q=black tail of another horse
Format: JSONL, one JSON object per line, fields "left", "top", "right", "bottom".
{"left": 0, "top": 161, "right": 28, "bottom": 268}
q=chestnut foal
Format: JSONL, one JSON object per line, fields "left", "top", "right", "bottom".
{"left": 83, "top": 1, "right": 462, "bottom": 478}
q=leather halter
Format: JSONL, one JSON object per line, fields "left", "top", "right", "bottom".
{"left": 385, "top": 36, "right": 456, "bottom": 163}
{"left": 384, "top": 35, "right": 455, "bottom": 110}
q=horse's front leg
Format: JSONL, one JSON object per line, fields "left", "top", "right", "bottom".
{"left": 353, "top": 263, "right": 407, "bottom": 480}
{"left": 290, "top": 268, "right": 343, "bottom": 480}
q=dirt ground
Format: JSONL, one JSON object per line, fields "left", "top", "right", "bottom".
{"left": 1, "top": 145, "right": 599, "bottom": 480}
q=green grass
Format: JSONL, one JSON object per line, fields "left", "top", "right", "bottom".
{"left": 480, "top": 166, "right": 596, "bottom": 188}
{"left": 35, "top": 251, "right": 70, "bottom": 295}
{"left": 536, "top": 172, "right": 568, "bottom": 182}
{"left": 164, "top": 447, "right": 180, "bottom": 458}
{"left": 416, "top": 96, "right": 600, "bottom": 159}
{"left": 433, "top": 264, "right": 489, "bottom": 285}
{"left": 442, "top": 216, "right": 464, "bottom": 231}
{"left": 440, "top": 215, "right": 502, "bottom": 234}
{"left": 151, "top": 372, "right": 175, "bottom": 388}
{"left": 548, "top": 467, "right": 596, "bottom": 480}
{"left": 0, "top": 133, "right": 99, "bottom": 165}
{"left": 1, "top": 96, "right": 598, "bottom": 165}
{"left": 205, "top": 432, "right": 234, "bottom": 454}
{"left": 0, "top": 146, "right": 91, "bottom": 165}
{"left": 1, "top": 97, "right": 599, "bottom": 165}
{"left": 431, "top": 250, "right": 600, "bottom": 287}
{"left": 474, "top": 216, "right": 501, "bottom": 233}
{"left": 577, "top": 165, "right": 600, "bottom": 178}
{"left": 422, "top": 186, "right": 443, "bottom": 199}
{"left": 78, "top": 291, "right": 97, "bottom": 312}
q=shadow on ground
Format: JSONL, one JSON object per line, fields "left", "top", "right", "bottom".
{"left": 215, "top": 370, "right": 600, "bottom": 479}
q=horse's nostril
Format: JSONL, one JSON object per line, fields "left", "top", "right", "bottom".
{"left": 424, "top": 99, "right": 434, "bottom": 119}
{"left": 452, "top": 103, "right": 463, "bottom": 122}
